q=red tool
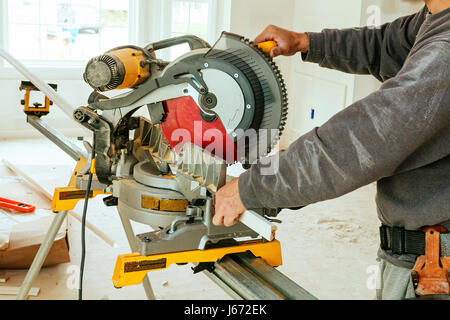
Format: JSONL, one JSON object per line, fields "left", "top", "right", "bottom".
{"left": 0, "top": 197, "right": 36, "bottom": 213}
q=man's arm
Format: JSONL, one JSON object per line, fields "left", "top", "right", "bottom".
{"left": 255, "top": 6, "right": 428, "bottom": 81}
{"left": 237, "top": 40, "right": 450, "bottom": 210}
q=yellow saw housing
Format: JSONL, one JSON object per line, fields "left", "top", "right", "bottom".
{"left": 84, "top": 47, "right": 151, "bottom": 92}
{"left": 111, "top": 48, "right": 150, "bottom": 89}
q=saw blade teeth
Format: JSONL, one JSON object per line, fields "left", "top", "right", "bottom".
{"left": 210, "top": 33, "right": 290, "bottom": 163}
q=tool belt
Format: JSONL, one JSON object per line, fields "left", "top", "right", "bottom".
{"left": 380, "top": 224, "right": 450, "bottom": 296}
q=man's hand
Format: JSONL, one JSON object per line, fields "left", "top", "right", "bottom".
{"left": 254, "top": 25, "right": 309, "bottom": 58}
{"left": 213, "top": 178, "right": 246, "bottom": 227}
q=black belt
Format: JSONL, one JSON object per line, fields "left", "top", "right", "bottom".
{"left": 380, "top": 225, "right": 450, "bottom": 256}
{"left": 380, "top": 225, "right": 427, "bottom": 255}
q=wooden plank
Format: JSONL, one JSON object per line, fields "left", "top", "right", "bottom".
{"left": 0, "top": 286, "right": 40, "bottom": 297}
{"left": 0, "top": 237, "right": 70, "bottom": 269}
{"left": 240, "top": 210, "right": 277, "bottom": 241}
{"left": 1, "top": 158, "right": 117, "bottom": 248}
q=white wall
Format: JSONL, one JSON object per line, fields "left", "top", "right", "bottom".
{"left": 281, "top": 0, "right": 363, "bottom": 147}
{"left": 353, "top": 0, "right": 424, "bottom": 102}
{"left": 229, "top": 0, "right": 295, "bottom": 36}
{"left": 228, "top": 0, "right": 295, "bottom": 82}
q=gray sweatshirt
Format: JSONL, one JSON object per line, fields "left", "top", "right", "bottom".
{"left": 238, "top": 5, "right": 450, "bottom": 268}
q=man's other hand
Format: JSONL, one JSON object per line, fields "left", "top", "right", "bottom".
{"left": 213, "top": 178, "right": 246, "bottom": 227}
{"left": 254, "top": 25, "right": 309, "bottom": 58}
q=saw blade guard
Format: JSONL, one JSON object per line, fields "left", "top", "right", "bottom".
{"left": 160, "top": 32, "right": 288, "bottom": 165}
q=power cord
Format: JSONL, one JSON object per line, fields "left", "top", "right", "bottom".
{"left": 78, "top": 139, "right": 96, "bottom": 300}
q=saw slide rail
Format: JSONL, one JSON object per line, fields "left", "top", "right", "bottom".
{"left": 205, "top": 252, "right": 317, "bottom": 300}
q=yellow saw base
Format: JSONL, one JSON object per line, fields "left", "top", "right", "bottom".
{"left": 112, "top": 239, "right": 282, "bottom": 288}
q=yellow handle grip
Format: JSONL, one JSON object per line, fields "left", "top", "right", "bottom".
{"left": 257, "top": 41, "right": 278, "bottom": 54}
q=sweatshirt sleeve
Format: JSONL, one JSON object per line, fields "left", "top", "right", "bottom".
{"left": 302, "top": 6, "right": 428, "bottom": 81}
{"left": 238, "top": 40, "right": 450, "bottom": 210}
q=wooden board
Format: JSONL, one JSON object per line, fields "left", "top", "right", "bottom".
{"left": 0, "top": 237, "right": 70, "bottom": 269}
{"left": 0, "top": 286, "right": 40, "bottom": 297}
{"left": 1, "top": 158, "right": 116, "bottom": 248}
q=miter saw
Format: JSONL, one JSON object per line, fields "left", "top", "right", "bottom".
{"left": 69, "top": 32, "right": 288, "bottom": 288}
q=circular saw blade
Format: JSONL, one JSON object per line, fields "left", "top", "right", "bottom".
{"left": 160, "top": 32, "right": 288, "bottom": 165}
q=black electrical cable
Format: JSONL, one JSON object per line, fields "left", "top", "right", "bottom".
{"left": 78, "top": 139, "right": 96, "bottom": 300}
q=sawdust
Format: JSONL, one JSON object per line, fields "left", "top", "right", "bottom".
{"left": 274, "top": 183, "right": 380, "bottom": 299}
{"left": 316, "top": 218, "right": 363, "bottom": 243}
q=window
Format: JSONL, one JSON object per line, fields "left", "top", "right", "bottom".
{"left": 161, "top": 0, "right": 217, "bottom": 61}
{"left": 171, "top": 1, "right": 210, "bottom": 39}
{"left": 0, "top": 0, "right": 226, "bottom": 74}
{"left": 5, "top": 0, "right": 131, "bottom": 62}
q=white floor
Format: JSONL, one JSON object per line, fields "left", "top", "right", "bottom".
{"left": 0, "top": 138, "right": 381, "bottom": 300}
